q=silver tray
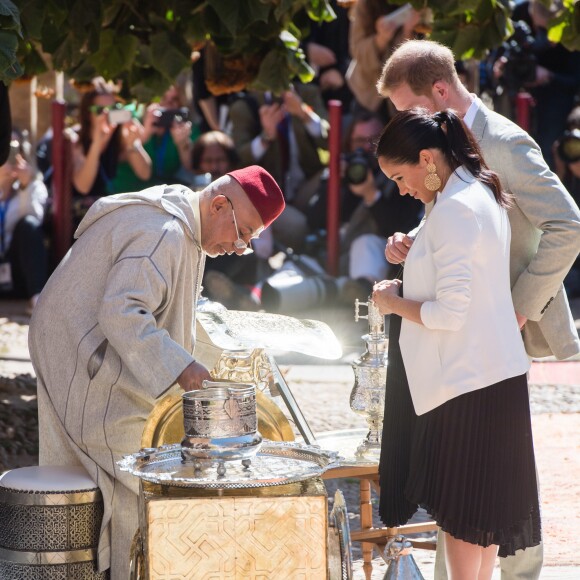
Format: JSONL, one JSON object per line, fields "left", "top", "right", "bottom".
{"left": 118, "top": 442, "right": 336, "bottom": 489}
{"left": 305, "top": 428, "right": 379, "bottom": 467}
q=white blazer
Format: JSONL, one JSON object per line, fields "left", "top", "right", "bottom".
{"left": 399, "top": 166, "right": 530, "bottom": 415}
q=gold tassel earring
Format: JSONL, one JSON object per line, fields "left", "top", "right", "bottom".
{"left": 424, "top": 163, "right": 441, "bottom": 192}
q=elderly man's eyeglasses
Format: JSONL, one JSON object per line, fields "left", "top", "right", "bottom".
{"left": 225, "top": 197, "right": 253, "bottom": 255}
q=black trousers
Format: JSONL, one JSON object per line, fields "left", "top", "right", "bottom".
{"left": 6, "top": 215, "right": 48, "bottom": 298}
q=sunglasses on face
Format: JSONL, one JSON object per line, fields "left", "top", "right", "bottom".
{"left": 89, "top": 103, "right": 123, "bottom": 115}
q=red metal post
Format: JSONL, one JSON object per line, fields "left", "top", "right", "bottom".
{"left": 326, "top": 100, "right": 342, "bottom": 276}
{"left": 515, "top": 92, "right": 534, "bottom": 133}
{"left": 51, "top": 100, "right": 72, "bottom": 263}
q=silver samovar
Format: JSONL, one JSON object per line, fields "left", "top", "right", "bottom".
{"left": 349, "top": 297, "right": 388, "bottom": 461}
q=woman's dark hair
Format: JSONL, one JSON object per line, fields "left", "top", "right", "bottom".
{"left": 191, "top": 130, "right": 239, "bottom": 172}
{"left": 376, "top": 108, "right": 510, "bottom": 207}
{"left": 77, "top": 79, "right": 121, "bottom": 179}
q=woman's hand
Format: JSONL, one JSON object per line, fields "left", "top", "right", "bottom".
{"left": 122, "top": 119, "right": 151, "bottom": 180}
{"left": 372, "top": 279, "right": 402, "bottom": 315}
{"left": 91, "top": 112, "right": 116, "bottom": 153}
{"left": 385, "top": 232, "right": 413, "bottom": 264}
{"left": 375, "top": 15, "right": 398, "bottom": 52}
{"left": 121, "top": 119, "right": 144, "bottom": 150}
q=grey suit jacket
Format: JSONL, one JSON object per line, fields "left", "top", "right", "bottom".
{"left": 471, "top": 103, "right": 580, "bottom": 359}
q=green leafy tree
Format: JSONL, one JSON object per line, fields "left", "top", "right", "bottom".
{"left": 395, "top": 0, "right": 580, "bottom": 59}
{"left": 0, "top": 0, "right": 23, "bottom": 84}
{"left": 1, "top": 0, "right": 579, "bottom": 94}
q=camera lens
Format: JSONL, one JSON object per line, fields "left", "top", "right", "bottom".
{"left": 558, "top": 129, "right": 580, "bottom": 164}
{"left": 346, "top": 148, "right": 370, "bottom": 185}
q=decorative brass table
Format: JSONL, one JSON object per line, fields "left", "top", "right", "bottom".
{"left": 317, "top": 429, "right": 438, "bottom": 580}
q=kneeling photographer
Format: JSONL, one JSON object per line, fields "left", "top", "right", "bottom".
{"left": 302, "top": 111, "right": 422, "bottom": 304}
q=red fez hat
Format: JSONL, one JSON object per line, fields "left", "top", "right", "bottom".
{"left": 227, "top": 166, "right": 285, "bottom": 228}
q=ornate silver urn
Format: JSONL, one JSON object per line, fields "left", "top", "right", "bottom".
{"left": 349, "top": 296, "right": 388, "bottom": 461}
{"left": 181, "top": 380, "right": 263, "bottom": 475}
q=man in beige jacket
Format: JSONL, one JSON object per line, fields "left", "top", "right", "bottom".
{"left": 377, "top": 40, "right": 580, "bottom": 579}
{"left": 28, "top": 166, "right": 284, "bottom": 579}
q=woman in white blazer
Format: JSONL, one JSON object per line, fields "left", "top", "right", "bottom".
{"left": 372, "top": 109, "right": 540, "bottom": 580}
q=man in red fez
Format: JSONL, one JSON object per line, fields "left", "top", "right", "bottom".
{"left": 28, "top": 166, "right": 284, "bottom": 580}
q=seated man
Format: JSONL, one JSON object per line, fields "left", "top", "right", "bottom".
{"left": 29, "top": 166, "right": 284, "bottom": 580}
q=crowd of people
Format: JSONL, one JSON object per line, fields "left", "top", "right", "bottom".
{"left": 3, "top": 0, "right": 579, "bottom": 314}
{"left": 4, "top": 2, "right": 578, "bottom": 580}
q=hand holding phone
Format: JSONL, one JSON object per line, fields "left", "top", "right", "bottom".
{"left": 383, "top": 3, "right": 413, "bottom": 28}
{"left": 108, "top": 108, "right": 132, "bottom": 125}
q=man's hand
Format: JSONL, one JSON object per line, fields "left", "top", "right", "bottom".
{"left": 385, "top": 232, "right": 414, "bottom": 264}
{"left": 515, "top": 312, "right": 527, "bottom": 330}
{"left": 259, "top": 103, "right": 285, "bottom": 142}
{"left": 349, "top": 169, "right": 376, "bottom": 202}
{"left": 177, "top": 361, "right": 212, "bottom": 392}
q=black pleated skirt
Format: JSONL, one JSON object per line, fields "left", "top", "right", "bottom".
{"left": 378, "top": 313, "right": 541, "bottom": 558}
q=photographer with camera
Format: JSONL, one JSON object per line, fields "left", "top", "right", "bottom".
{"left": 0, "top": 131, "right": 48, "bottom": 314}
{"left": 493, "top": 1, "right": 580, "bottom": 169}
{"left": 71, "top": 78, "right": 152, "bottom": 226}
{"left": 307, "top": 111, "right": 422, "bottom": 301}
{"left": 229, "top": 84, "right": 329, "bottom": 252}
{"left": 116, "top": 83, "right": 197, "bottom": 191}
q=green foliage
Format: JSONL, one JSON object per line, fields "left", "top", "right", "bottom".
{"left": 2, "top": 0, "right": 579, "bottom": 95}
{"left": 0, "top": 0, "right": 23, "bottom": 83}
{"left": 394, "top": 0, "right": 513, "bottom": 60}
{"left": 5, "top": 0, "right": 335, "bottom": 98}
{"left": 547, "top": 0, "right": 580, "bottom": 51}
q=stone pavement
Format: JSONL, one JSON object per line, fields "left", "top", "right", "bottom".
{"left": 1, "top": 297, "right": 579, "bottom": 579}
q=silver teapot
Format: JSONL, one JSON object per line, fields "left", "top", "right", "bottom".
{"left": 181, "top": 380, "right": 263, "bottom": 475}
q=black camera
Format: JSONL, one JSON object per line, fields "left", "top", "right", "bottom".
{"left": 345, "top": 148, "right": 373, "bottom": 185}
{"left": 558, "top": 129, "right": 580, "bottom": 164}
{"left": 152, "top": 107, "right": 189, "bottom": 128}
{"left": 499, "top": 21, "right": 537, "bottom": 92}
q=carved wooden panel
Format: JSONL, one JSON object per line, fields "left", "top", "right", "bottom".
{"left": 145, "top": 495, "right": 327, "bottom": 579}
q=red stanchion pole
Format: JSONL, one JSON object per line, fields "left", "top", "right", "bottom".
{"left": 51, "top": 100, "right": 72, "bottom": 263}
{"left": 326, "top": 100, "right": 342, "bottom": 276}
{"left": 515, "top": 92, "right": 534, "bottom": 132}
